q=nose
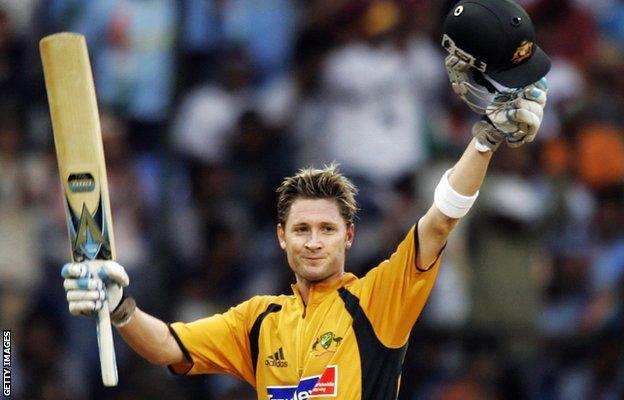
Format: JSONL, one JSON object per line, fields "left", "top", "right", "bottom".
{"left": 305, "top": 232, "right": 322, "bottom": 250}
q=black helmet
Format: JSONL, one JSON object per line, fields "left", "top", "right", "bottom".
{"left": 442, "top": 0, "right": 551, "bottom": 88}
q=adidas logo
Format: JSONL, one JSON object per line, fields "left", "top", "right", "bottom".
{"left": 265, "top": 347, "right": 288, "bottom": 367}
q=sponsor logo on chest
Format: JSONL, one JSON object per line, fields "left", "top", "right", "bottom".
{"left": 267, "top": 365, "right": 338, "bottom": 399}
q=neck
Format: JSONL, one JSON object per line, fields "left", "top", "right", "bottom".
{"left": 296, "top": 280, "right": 312, "bottom": 306}
{"left": 295, "top": 273, "right": 344, "bottom": 305}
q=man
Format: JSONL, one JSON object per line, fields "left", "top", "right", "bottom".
{"left": 62, "top": 0, "right": 550, "bottom": 398}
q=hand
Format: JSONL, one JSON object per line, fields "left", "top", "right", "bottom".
{"left": 474, "top": 78, "right": 548, "bottom": 151}
{"left": 444, "top": 54, "right": 471, "bottom": 99}
{"left": 62, "top": 260, "right": 131, "bottom": 324}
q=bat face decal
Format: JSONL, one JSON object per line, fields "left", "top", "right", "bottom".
{"left": 65, "top": 196, "right": 112, "bottom": 261}
{"left": 68, "top": 173, "right": 96, "bottom": 192}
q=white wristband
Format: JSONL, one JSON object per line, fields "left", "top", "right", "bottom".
{"left": 474, "top": 140, "right": 493, "bottom": 153}
{"left": 434, "top": 169, "right": 478, "bottom": 218}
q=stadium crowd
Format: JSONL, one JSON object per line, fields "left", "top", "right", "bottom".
{"left": 0, "top": 0, "right": 623, "bottom": 398}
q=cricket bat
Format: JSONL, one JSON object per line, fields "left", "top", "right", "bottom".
{"left": 40, "top": 33, "right": 118, "bottom": 387}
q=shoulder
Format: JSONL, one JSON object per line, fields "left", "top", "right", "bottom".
{"left": 234, "top": 294, "right": 292, "bottom": 316}
{"left": 336, "top": 273, "right": 362, "bottom": 293}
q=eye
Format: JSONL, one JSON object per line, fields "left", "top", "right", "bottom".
{"left": 293, "top": 226, "right": 308, "bottom": 233}
{"left": 454, "top": 6, "right": 463, "bottom": 16}
{"left": 511, "top": 16, "right": 522, "bottom": 27}
{"left": 322, "top": 225, "right": 336, "bottom": 233}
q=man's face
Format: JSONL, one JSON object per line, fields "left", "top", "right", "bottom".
{"left": 277, "top": 198, "right": 354, "bottom": 285}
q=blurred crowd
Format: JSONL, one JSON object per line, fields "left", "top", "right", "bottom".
{"left": 1, "top": 0, "right": 624, "bottom": 399}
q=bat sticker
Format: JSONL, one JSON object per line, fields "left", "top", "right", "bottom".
{"left": 64, "top": 195, "right": 112, "bottom": 261}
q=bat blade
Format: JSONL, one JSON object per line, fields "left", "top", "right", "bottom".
{"left": 40, "top": 32, "right": 118, "bottom": 387}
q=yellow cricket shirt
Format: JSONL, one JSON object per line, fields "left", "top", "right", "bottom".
{"left": 168, "top": 225, "right": 442, "bottom": 399}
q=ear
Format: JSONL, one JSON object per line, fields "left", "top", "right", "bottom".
{"left": 346, "top": 223, "right": 355, "bottom": 249}
{"left": 277, "top": 223, "right": 286, "bottom": 250}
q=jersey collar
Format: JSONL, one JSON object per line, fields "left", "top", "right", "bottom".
{"left": 291, "top": 273, "right": 358, "bottom": 306}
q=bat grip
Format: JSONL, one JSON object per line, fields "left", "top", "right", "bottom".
{"left": 91, "top": 263, "right": 118, "bottom": 387}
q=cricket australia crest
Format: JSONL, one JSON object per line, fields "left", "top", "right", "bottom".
{"left": 312, "top": 331, "right": 343, "bottom": 357}
{"left": 512, "top": 40, "right": 534, "bottom": 64}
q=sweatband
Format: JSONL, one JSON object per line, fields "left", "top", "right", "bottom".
{"left": 433, "top": 169, "right": 478, "bottom": 218}
{"left": 474, "top": 140, "right": 494, "bottom": 153}
{"left": 110, "top": 294, "right": 136, "bottom": 327}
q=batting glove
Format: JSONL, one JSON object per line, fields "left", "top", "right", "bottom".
{"left": 474, "top": 78, "right": 548, "bottom": 152}
{"left": 62, "top": 261, "right": 136, "bottom": 326}
{"left": 445, "top": 54, "right": 471, "bottom": 99}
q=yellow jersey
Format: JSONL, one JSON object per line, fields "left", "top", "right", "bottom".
{"left": 169, "top": 225, "right": 442, "bottom": 399}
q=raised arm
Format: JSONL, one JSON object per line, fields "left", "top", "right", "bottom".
{"left": 116, "top": 308, "right": 185, "bottom": 365}
{"left": 417, "top": 69, "right": 548, "bottom": 269}
{"left": 62, "top": 262, "right": 184, "bottom": 366}
{"left": 417, "top": 138, "right": 492, "bottom": 269}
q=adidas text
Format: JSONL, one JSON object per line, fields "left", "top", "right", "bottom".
{"left": 265, "top": 359, "right": 288, "bottom": 367}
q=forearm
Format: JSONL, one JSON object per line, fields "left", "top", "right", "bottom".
{"left": 117, "top": 307, "right": 184, "bottom": 366}
{"left": 417, "top": 139, "right": 492, "bottom": 267}
{"left": 448, "top": 138, "right": 493, "bottom": 196}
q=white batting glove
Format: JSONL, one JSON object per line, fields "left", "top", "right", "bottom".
{"left": 483, "top": 77, "right": 548, "bottom": 149}
{"left": 62, "top": 261, "right": 134, "bottom": 326}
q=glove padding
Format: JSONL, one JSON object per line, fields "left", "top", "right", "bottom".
{"left": 62, "top": 260, "right": 129, "bottom": 316}
{"left": 475, "top": 78, "right": 548, "bottom": 151}
{"left": 445, "top": 54, "right": 471, "bottom": 99}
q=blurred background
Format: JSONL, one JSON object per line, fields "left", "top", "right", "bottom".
{"left": 1, "top": 0, "right": 624, "bottom": 398}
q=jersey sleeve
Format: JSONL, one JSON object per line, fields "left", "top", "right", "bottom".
{"left": 353, "top": 224, "right": 443, "bottom": 348}
{"left": 167, "top": 296, "right": 270, "bottom": 386}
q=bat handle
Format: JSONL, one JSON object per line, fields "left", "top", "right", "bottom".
{"left": 88, "top": 260, "right": 119, "bottom": 387}
{"left": 97, "top": 301, "right": 118, "bottom": 386}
